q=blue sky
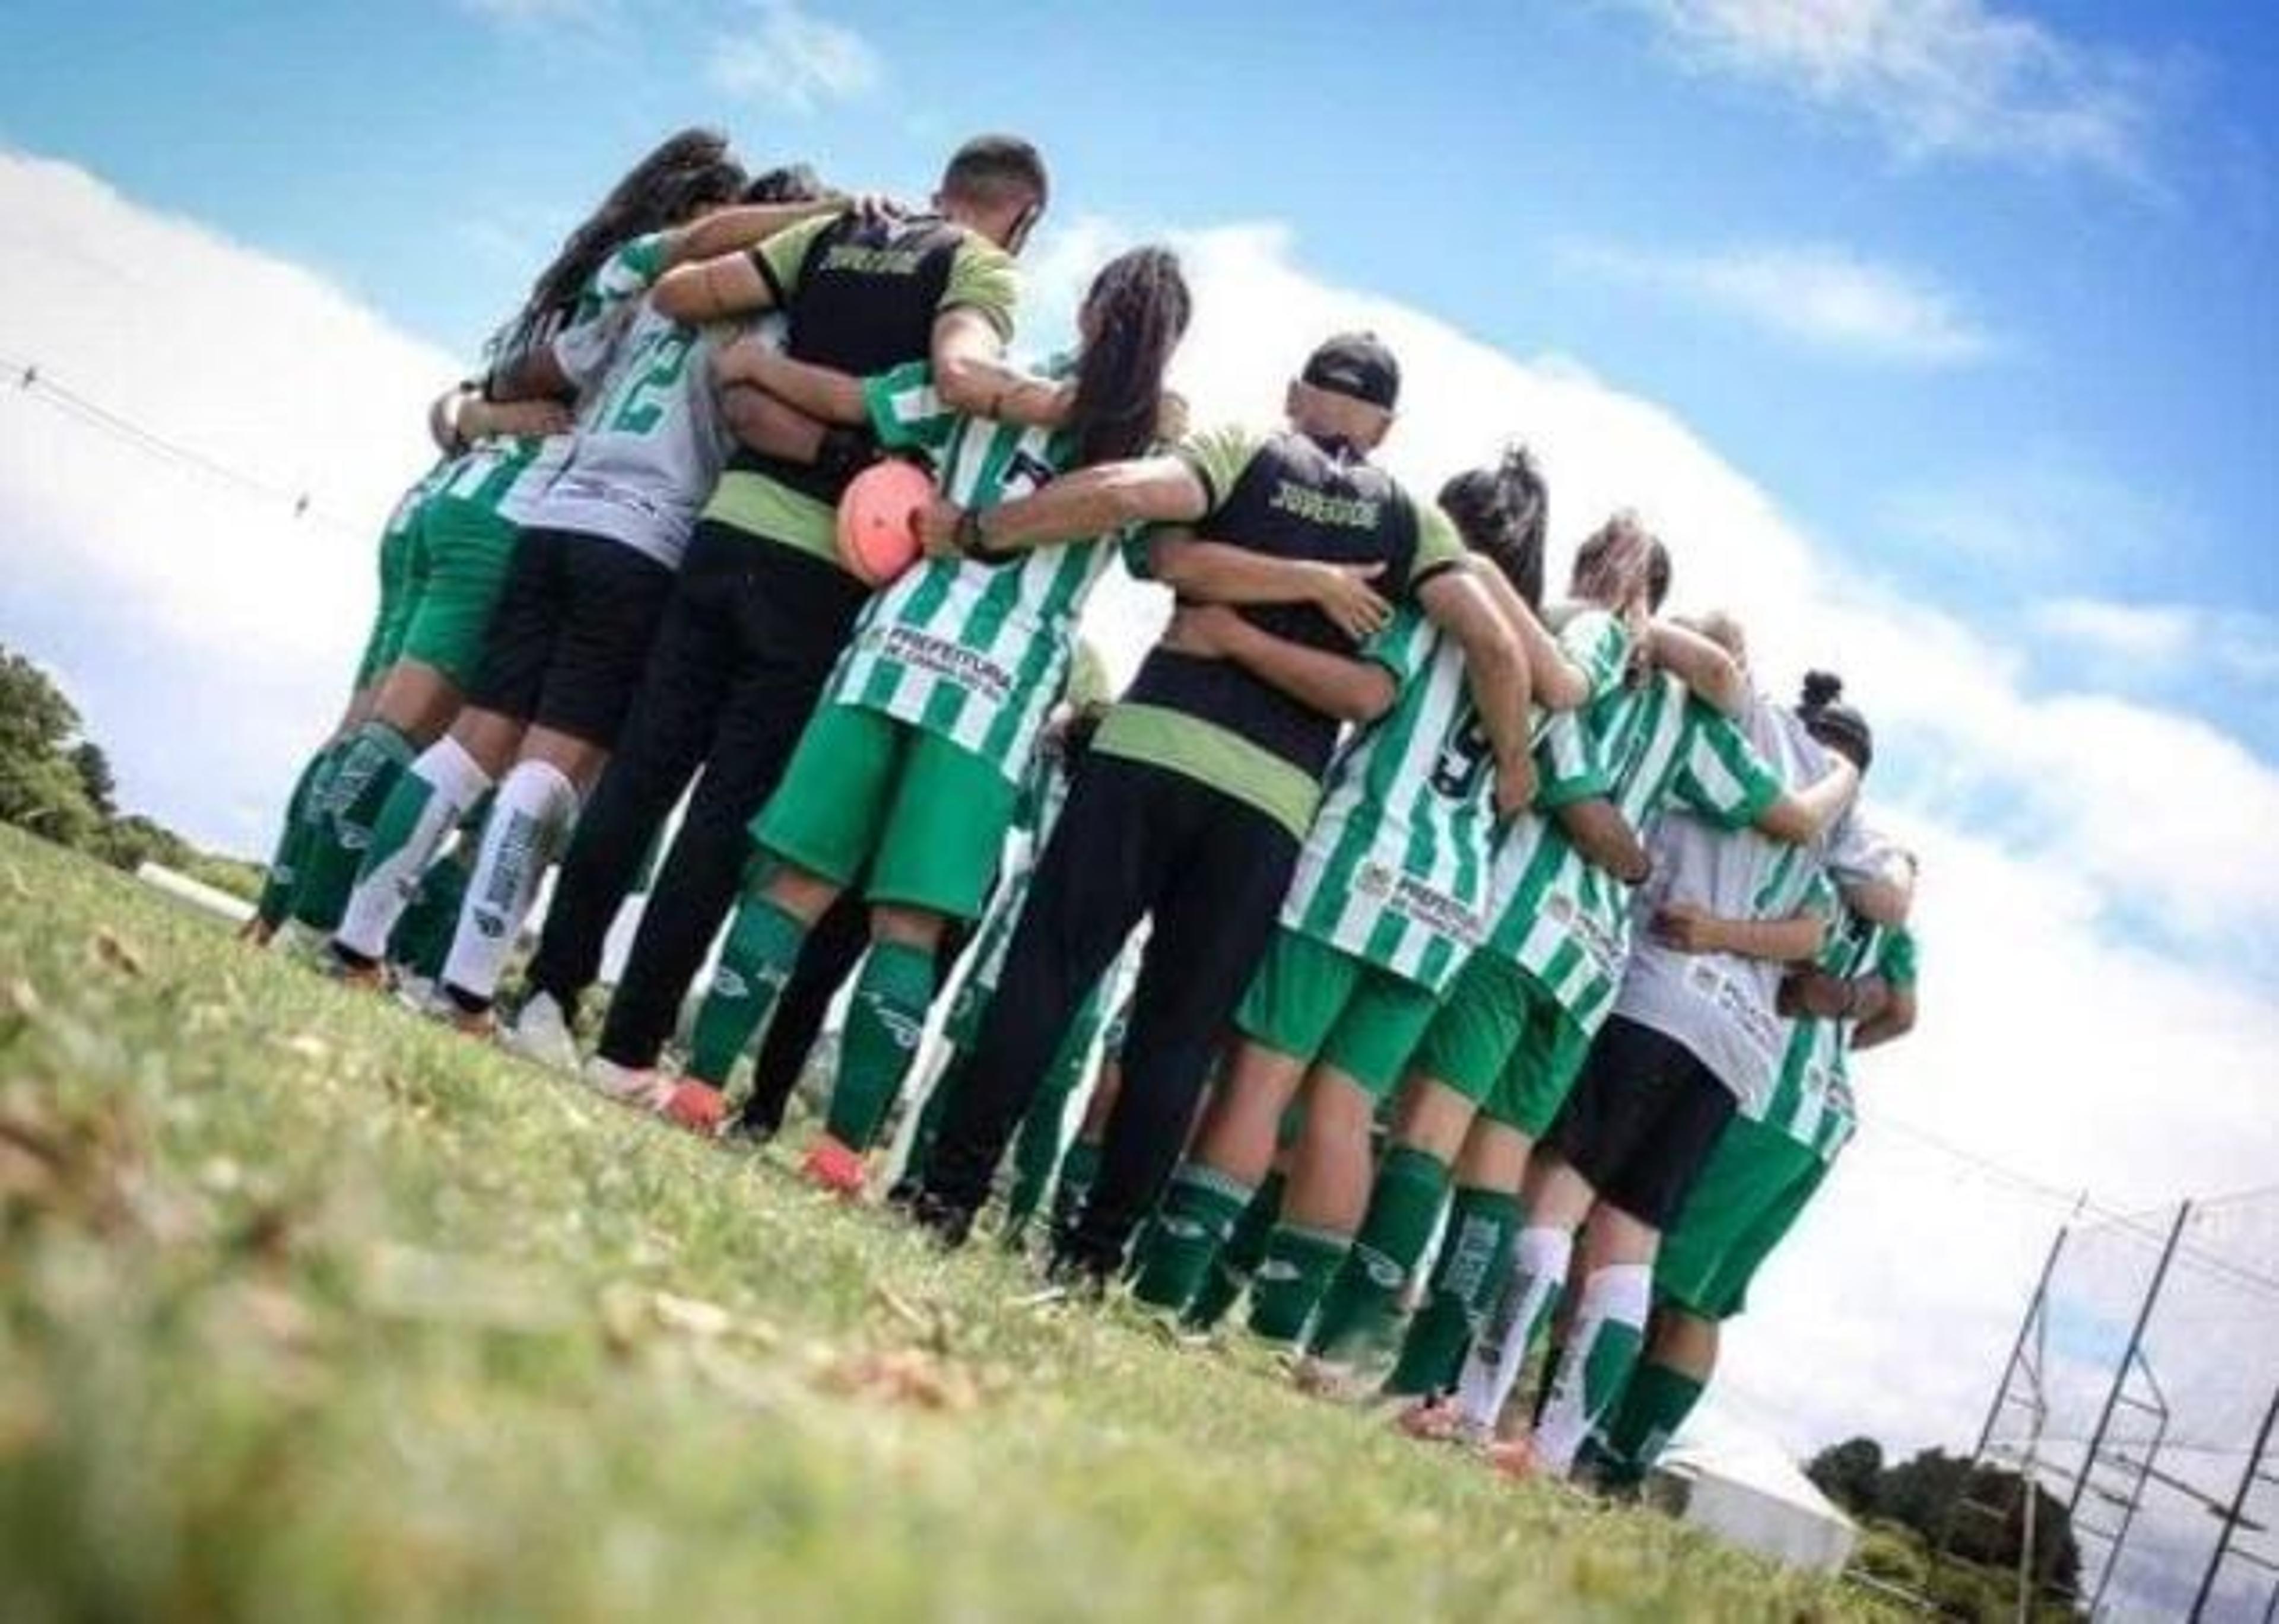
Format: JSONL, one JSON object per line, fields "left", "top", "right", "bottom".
{"left": 3, "top": 0, "right": 2277, "bottom": 1501}
{"left": 6, "top": 0, "right": 2274, "bottom": 703}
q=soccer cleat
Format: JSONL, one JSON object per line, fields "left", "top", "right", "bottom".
{"left": 447, "top": 1004, "right": 496, "bottom": 1041}
{"left": 584, "top": 1056, "right": 675, "bottom": 1113}
{"left": 799, "top": 1134, "right": 868, "bottom": 1198}
{"left": 1290, "top": 1353, "right": 1378, "bottom": 1405}
{"left": 503, "top": 991, "right": 580, "bottom": 1073}
{"left": 905, "top": 1190, "right": 975, "bottom": 1250}
{"left": 322, "top": 951, "right": 388, "bottom": 993}
{"left": 660, "top": 1080, "right": 726, "bottom": 1137}
{"left": 1393, "top": 1396, "right": 1488, "bottom": 1448}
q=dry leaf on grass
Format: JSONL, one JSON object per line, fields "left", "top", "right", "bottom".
{"left": 813, "top": 1346, "right": 982, "bottom": 1413}
{"left": 91, "top": 928, "right": 145, "bottom": 977}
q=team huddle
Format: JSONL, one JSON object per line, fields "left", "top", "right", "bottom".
{"left": 247, "top": 128, "right": 1922, "bottom": 1493}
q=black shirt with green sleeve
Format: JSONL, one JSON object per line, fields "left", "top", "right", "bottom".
{"left": 701, "top": 212, "right": 1018, "bottom": 572}
{"left": 1096, "top": 424, "right": 1468, "bottom": 838}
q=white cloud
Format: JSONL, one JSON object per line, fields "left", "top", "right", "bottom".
{"left": 1563, "top": 239, "right": 1994, "bottom": 365}
{"left": 707, "top": 0, "right": 882, "bottom": 115}
{"left": 7, "top": 161, "right": 2277, "bottom": 1485}
{"left": 2033, "top": 598, "right": 2279, "bottom": 688}
{"left": 1611, "top": 0, "right": 2164, "bottom": 182}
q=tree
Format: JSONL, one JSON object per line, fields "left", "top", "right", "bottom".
{"left": 0, "top": 647, "right": 102, "bottom": 848}
{"left": 1807, "top": 1436, "right": 1886, "bottom": 1516}
{"left": 69, "top": 741, "right": 118, "bottom": 820}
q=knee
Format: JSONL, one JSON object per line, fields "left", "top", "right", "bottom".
{"left": 764, "top": 862, "right": 842, "bottom": 926}
{"left": 872, "top": 905, "right": 944, "bottom": 954}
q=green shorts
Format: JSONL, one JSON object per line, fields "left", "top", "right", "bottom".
{"left": 1233, "top": 928, "right": 1440, "bottom": 1100}
{"left": 392, "top": 495, "right": 519, "bottom": 690}
{"left": 1655, "top": 1116, "right": 1828, "bottom": 1322}
{"left": 1411, "top": 953, "right": 1591, "bottom": 1136}
{"left": 353, "top": 514, "right": 423, "bottom": 689}
{"left": 757, "top": 704, "right": 1018, "bottom": 921}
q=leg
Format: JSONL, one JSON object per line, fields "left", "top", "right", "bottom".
{"left": 918, "top": 757, "right": 1168, "bottom": 1239}
{"left": 522, "top": 570, "right": 737, "bottom": 1015}
{"left": 1073, "top": 786, "right": 1297, "bottom": 1277}
{"left": 332, "top": 722, "right": 502, "bottom": 963}
{"left": 1531, "top": 1204, "right": 1658, "bottom": 1476}
{"left": 739, "top": 882, "right": 872, "bottom": 1136}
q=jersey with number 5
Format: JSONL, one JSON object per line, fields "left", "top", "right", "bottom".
{"left": 501, "top": 304, "right": 772, "bottom": 570}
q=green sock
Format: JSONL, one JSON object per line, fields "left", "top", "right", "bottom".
{"left": 1186, "top": 1171, "right": 1284, "bottom": 1331}
{"left": 687, "top": 894, "right": 808, "bottom": 1086}
{"left": 1598, "top": 1360, "right": 1706, "bottom": 1488}
{"left": 1048, "top": 1138, "right": 1102, "bottom": 1240}
{"left": 1309, "top": 1146, "right": 1451, "bottom": 1362}
{"left": 256, "top": 748, "right": 333, "bottom": 927}
{"left": 1132, "top": 1163, "right": 1256, "bottom": 1312}
{"left": 290, "top": 721, "right": 414, "bottom": 932}
{"left": 388, "top": 848, "right": 471, "bottom": 980}
{"left": 1005, "top": 1029, "right": 1087, "bottom": 1230}
{"left": 1386, "top": 1186, "right": 1521, "bottom": 1397}
{"left": 1247, "top": 1223, "right": 1350, "bottom": 1345}
{"left": 826, "top": 940, "right": 937, "bottom": 1149}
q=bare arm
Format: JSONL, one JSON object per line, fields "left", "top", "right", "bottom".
{"left": 919, "top": 455, "right": 1213, "bottom": 559}
{"left": 1840, "top": 873, "right": 1913, "bottom": 929}
{"left": 715, "top": 340, "right": 869, "bottom": 427}
{"left": 1163, "top": 605, "right": 1394, "bottom": 724}
{"left": 928, "top": 306, "right": 1021, "bottom": 418}
{"left": 1417, "top": 567, "right": 1533, "bottom": 817}
{"left": 1655, "top": 903, "right": 1827, "bottom": 962}
{"left": 663, "top": 199, "right": 844, "bottom": 266}
{"left": 1150, "top": 533, "right": 1391, "bottom": 640}
{"left": 1649, "top": 621, "right": 1747, "bottom": 717}
{"left": 484, "top": 345, "right": 576, "bottom": 406}
{"left": 1468, "top": 559, "right": 1591, "bottom": 711}
{"left": 1753, "top": 757, "right": 1860, "bottom": 846}
{"left": 1852, "top": 982, "right": 1918, "bottom": 1050}
{"left": 1554, "top": 797, "right": 1652, "bottom": 885}
{"left": 653, "top": 253, "right": 776, "bottom": 325}
{"left": 718, "top": 383, "right": 830, "bottom": 463}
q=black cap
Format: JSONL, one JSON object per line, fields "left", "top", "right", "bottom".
{"left": 1301, "top": 331, "right": 1400, "bottom": 409}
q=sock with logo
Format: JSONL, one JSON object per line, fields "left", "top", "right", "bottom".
{"left": 1455, "top": 1221, "right": 1576, "bottom": 1434}
{"left": 1531, "top": 1262, "right": 1652, "bottom": 1477}
{"left": 289, "top": 720, "right": 416, "bottom": 932}
{"left": 1131, "top": 1162, "right": 1255, "bottom": 1312}
{"left": 1186, "top": 1170, "right": 1284, "bottom": 1330}
{"left": 1246, "top": 1222, "right": 1351, "bottom": 1345}
{"left": 1597, "top": 1358, "right": 1706, "bottom": 1489}
{"left": 686, "top": 891, "right": 810, "bottom": 1087}
{"left": 255, "top": 746, "right": 335, "bottom": 928}
{"left": 1307, "top": 1146, "right": 1451, "bottom": 1363}
{"left": 1386, "top": 1184, "right": 1522, "bottom": 1397}
{"left": 825, "top": 940, "right": 937, "bottom": 1151}
{"left": 335, "top": 737, "right": 493, "bottom": 961}
{"left": 438, "top": 758, "right": 577, "bottom": 1009}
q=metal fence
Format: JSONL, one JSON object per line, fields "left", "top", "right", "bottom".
{"left": 1959, "top": 1191, "right": 2279, "bottom": 1620}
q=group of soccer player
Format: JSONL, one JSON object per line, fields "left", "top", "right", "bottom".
{"left": 246, "top": 125, "right": 1922, "bottom": 1495}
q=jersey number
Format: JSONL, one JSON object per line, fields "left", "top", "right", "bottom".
{"left": 1430, "top": 710, "right": 1493, "bottom": 800}
{"left": 601, "top": 330, "right": 696, "bottom": 436}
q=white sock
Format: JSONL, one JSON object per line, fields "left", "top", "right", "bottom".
{"left": 1532, "top": 1262, "right": 1653, "bottom": 1476}
{"left": 440, "top": 759, "right": 577, "bottom": 1004}
{"left": 1456, "top": 1223, "right": 1574, "bottom": 1433}
{"left": 334, "top": 736, "right": 493, "bottom": 960}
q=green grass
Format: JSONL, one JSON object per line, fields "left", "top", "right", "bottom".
{"left": 0, "top": 825, "right": 1885, "bottom": 1622}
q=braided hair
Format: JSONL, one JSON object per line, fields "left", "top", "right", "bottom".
{"left": 1438, "top": 445, "right": 1550, "bottom": 609}
{"left": 1798, "top": 670, "right": 1875, "bottom": 770}
{"left": 1065, "top": 246, "right": 1192, "bottom": 468}
{"left": 501, "top": 128, "right": 747, "bottom": 357}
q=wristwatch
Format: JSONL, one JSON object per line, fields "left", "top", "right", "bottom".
{"left": 955, "top": 507, "right": 994, "bottom": 560}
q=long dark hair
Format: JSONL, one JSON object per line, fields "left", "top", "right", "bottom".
{"left": 1065, "top": 246, "right": 1191, "bottom": 467}
{"left": 1439, "top": 446, "right": 1549, "bottom": 609}
{"left": 501, "top": 128, "right": 747, "bottom": 355}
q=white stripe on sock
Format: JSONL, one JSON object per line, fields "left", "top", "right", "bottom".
{"left": 440, "top": 758, "right": 577, "bottom": 1002}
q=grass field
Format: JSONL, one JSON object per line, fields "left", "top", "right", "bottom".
{"left": 0, "top": 824, "right": 1886, "bottom": 1622}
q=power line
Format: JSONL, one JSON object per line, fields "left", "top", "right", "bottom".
{"left": 1, "top": 352, "right": 366, "bottom": 539}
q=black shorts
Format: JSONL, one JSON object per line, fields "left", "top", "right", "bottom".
{"left": 466, "top": 527, "right": 676, "bottom": 748}
{"left": 1547, "top": 1015, "right": 1737, "bottom": 1231}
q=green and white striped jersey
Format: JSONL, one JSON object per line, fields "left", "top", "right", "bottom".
{"left": 1758, "top": 912, "right": 1918, "bottom": 1161}
{"left": 1487, "top": 666, "right": 1786, "bottom": 1039}
{"left": 823, "top": 358, "right": 1118, "bottom": 782}
{"left": 1279, "top": 606, "right": 1631, "bottom": 994}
